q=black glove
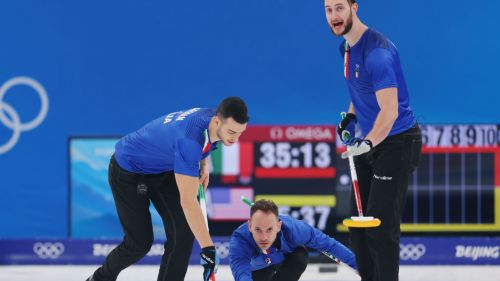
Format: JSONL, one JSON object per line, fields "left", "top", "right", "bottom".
{"left": 337, "top": 112, "right": 357, "bottom": 144}
{"left": 200, "top": 246, "right": 219, "bottom": 281}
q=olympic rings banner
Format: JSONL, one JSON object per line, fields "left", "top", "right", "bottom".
{"left": 0, "top": 76, "right": 49, "bottom": 154}
{"left": 0, "top": 237, "right": 232, "bottom": 265}
{"left": 1, "top": 237, "right": 499, "bottom": 265}
{"left": 399, "top": 237, "right": 500, "bottom": 265}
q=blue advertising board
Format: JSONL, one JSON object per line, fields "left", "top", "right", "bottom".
{"left": 1, "top": 237, "right": 499, "bottom": 265}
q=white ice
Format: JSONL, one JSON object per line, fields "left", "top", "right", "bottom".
{"left": 1, "top": 265, "right": 500, "bottom": 281}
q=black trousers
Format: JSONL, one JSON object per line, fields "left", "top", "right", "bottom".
{"left": 349, "top": 125, "right": 422, "bottom": 281}
{"left": 252, "top": 246, "right": 309, "bottom": 281}
{"left": 92, "top": 156, "right": 194, "bottom": 281}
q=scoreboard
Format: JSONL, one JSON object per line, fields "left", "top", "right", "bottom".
{"left": 208, "top": 124, "right": 500, "bottom": 235}
{"left": 69, "top": 124, "right": 500, "bottom": 238}
{"left": 403, "top": 125, "right": 500, "bottom": 232}
{"left": 207, "top": 126, "right": 338, "bottom": 235}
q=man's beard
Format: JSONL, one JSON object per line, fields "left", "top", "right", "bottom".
{"left": 342, "top": 13, "right": 353, "bottom": 35}
{"left": 330, "top": 10, "right": 353, "bottom": 36}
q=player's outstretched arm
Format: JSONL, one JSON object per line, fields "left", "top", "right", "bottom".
{"left": 175, "top": 173, "right": 214, "bottom": 248}
{"left": 290, "top": 218, "right": 357, "bottom": 269}
{"left": 229, "top": 231, "right": 253, "bottom": 281}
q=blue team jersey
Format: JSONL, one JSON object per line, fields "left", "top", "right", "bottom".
{"left": 229, "top": 215, "right": 356, "bottom": 281}
{"left": 114, "top": 108, "right": 218, "bottom": 176}
{"left": 339, "top": 28, "right": 416, "bottom": 136}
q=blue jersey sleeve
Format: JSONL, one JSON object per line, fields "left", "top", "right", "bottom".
{"left": 229, "top": 230, "right": 254, "bottom": 281}
{"left": 365, "top": 47, "right": 398, "bottom": 92}
{"left": 174, "top": 138, "right": 202, "bottom": 177}
{"left": 289, "top": 218, "right": 357, "bottom": 269}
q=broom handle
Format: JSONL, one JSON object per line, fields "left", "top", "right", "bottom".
{"left": 199, "top": 185, "right": 216, "bottom": 281}
{"left": 348, "top": 155, "right": 364, "bottom": 217}
{"left": 199, "top": 184, "right": 209, "bottom": 230}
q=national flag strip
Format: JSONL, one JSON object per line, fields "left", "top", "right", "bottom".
{"left": 210, "top": 142, "right": 253, "bottom": 183}
{"left": 207, "top": 187, "right": 254, "bottom": 221}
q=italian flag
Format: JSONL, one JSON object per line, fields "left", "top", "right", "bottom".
{"left": 210, "top": 142, "right": 253, "bottom": 183}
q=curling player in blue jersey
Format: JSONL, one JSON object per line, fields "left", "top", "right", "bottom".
{"left": 324, "top": 1, "right": 422, "bottom": 280}
{"left": 229, "top": 199, "right": 357, "bottom": 281}
{"left": 86, "top": 97, "right": 249, "bottom": 281}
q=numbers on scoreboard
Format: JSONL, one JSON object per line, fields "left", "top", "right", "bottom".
{"left": 259, "top": 142, "right": 333, "bottom": 168}
{"left": 421, "top": 125, "right": 499, "bottom": 147}
{"left": 279, "top": 206, "right": 331, "bottom": 230}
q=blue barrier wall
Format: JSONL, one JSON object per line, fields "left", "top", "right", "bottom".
{"left": 0, "top": 0, "right": 499, "bottom": 238}
{"left": 1, "top": 237, "right": 499, "bottom": 265}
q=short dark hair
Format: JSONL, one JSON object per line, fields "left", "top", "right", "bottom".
{"left": 250, "top": 199, "right": 279, "bottom": 218}
{"left": 216, "top": 96, "right": 249, "bottom": 124}
{"left": 326, "top": 0, "right": 356, "bottom": 4}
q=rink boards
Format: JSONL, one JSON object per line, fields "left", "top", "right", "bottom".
{"left": 1, "top": 236, "right": 499, "bottom": 265}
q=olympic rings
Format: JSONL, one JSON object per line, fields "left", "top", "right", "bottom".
{"left": 400, "top": 243, "right": 426, "bottom": 260}
{"left": 0, "top": 76, "right": 48, "bottom": 154}
{"left": 33, "top": 242, "right": 64, "bottom": 259}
